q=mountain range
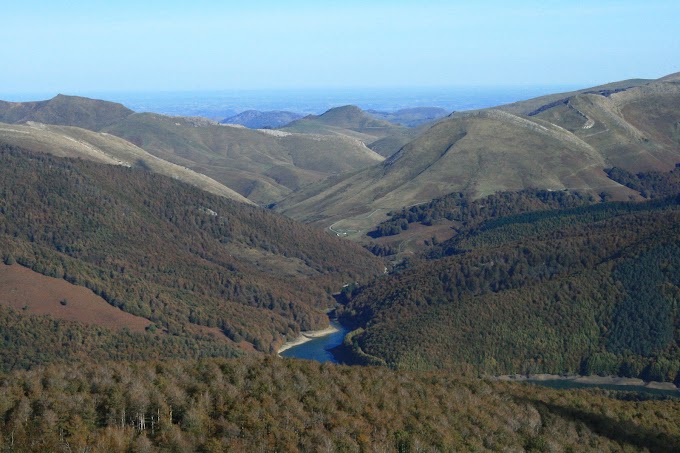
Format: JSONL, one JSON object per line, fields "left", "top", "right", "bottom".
{"left": 276, "top": 73, "right": 680, "bottom": 237}
{"left": 0, "top": 72, "right": 679, "bottom": 451}
{"left": 0, "top": 96, "right": 386, "bottom": 205}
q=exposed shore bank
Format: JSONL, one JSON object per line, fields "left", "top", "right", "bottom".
{"left": 277, "top": 324, "right": 340, "bottom": 355}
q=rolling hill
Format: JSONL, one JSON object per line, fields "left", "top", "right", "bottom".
{"left": 103, "top": 113, "right": 385, "bottom": 205}
{"left": 0, "top": 95, "right": 387, "bottom": 206}
{"left": 494, "top": 77, "right": 652, "bottom": 116}
{"left": 0, "top": 121, "right": 252, "bottom": 204}
{"left": 281, "top": 105, "right": 423, "bottom": 157}
{"left": 528, "top": 75, "right": 680, "bottom": 172}
{"left": 0, "top": 94, "right": 133, "bottom": 130}
{"left": 276, "top": 73, "right": 680, "bottom": 235}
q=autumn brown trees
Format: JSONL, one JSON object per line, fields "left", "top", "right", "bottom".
{"left": 0, "top": 357, "right": 678, "bottom": 451}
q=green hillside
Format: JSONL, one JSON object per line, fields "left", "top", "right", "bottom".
{"left": 104, "top": 113, "right": 384, "bottom": 205}
{"left": 277, "top": 73, "right": 680, "bottom": 235}
{"left": 338, "top": 196, "right": 680, "bottom": 382}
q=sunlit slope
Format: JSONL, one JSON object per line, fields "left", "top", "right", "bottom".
{"left": 277, "top": 109, "right": 636, "bottom": 229}
{"left": 496, "top": 78, "right": 652, "bottom": 116}
{"left": 0, "top": 121, "right": 252, "bottom": 204}
{"left": 278, "top": 74, "right": 680, "bottom": 233}
{"left": 532, "top": 74, "right": 680, "bottom": 172}
{"left": 282, "top": 105, "right": 422, "bottom": 157}
{"left": 105, "top": 113, "right": 384, "bottom": 204}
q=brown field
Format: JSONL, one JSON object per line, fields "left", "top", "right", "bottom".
{"left": 0, "top": 263, "right": 151, "bottom": 332}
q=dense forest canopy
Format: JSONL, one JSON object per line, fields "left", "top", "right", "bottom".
{"left": 340, "top": 193, "right": 680, "bottom": 382}
{"left": 0, "top": 144, "right": 381, "bottom": 365}
{"left": 0, "top": 357, "right": 678, "bottom": 452}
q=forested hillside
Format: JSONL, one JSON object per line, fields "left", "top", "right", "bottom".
{"left": 340, "top": 196, "right": 680, "bottom": 382}
{"left": 0, "top": 144, "right": 382, "bottom": 367}
{"left": 0, "top": 357, "right": 677, "bottom": 452}
{"left": 369, "top": 189, "right": 595, "bottom": 240}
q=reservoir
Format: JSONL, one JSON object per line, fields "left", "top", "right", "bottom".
{"left": 279, "top": 321, "right": 349, "bottom": 363}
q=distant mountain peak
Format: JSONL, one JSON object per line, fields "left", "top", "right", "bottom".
{"left": 0, "top": 94, "right": 133, "bottom": 131}
{"left": 311, "top": 105, "right": 392, "bottom": 129}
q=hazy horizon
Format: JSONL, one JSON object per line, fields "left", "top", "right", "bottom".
{"left": 0, "top": 84, "right": 584, "bottom": 117}
{"left": 2, "top": 1, "right": 678, "bottom": 94}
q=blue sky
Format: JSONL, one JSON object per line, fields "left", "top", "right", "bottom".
{"left": 1, "top": 0, "right": 678, "bottom": 94}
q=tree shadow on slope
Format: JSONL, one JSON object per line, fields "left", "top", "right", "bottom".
{"left": 518, "top": 396, "right": 680, "bottom": 453}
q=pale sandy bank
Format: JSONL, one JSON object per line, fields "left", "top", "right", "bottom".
{"left": 278, "top": 324, "right": 340, "bottom": 355}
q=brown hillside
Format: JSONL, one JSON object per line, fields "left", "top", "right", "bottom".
{"left": 0, "top": 263, "right": 151, "bottom": 332}
{"left": 0, "top": 145, "right": 383, "bottom": 353}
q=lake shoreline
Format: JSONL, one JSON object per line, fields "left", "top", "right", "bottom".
{"left": 495, "top": 373, "right": 678, "bottom": 391}
{"left": 277, "top": 324, "right": 340, "bottom": 355}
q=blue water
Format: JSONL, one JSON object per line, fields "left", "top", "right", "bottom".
{"left": 280, "top": 321, "right": 349, "bottom": 363}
